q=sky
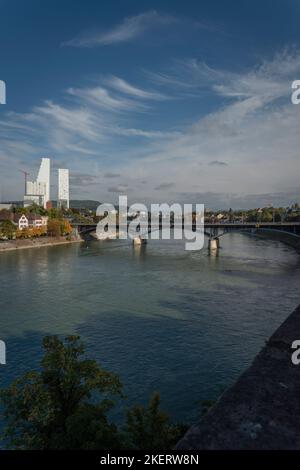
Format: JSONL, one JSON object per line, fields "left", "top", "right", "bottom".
{"left": 0, "top": 0, "right": 300, "bottom": 209}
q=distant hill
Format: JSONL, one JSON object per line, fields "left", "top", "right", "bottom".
{"left": 1, "top": 200, "right": 101, "bottom": 211}
{"left": 1, "top": 201, "right": 23, "bottom": 207}
{"left": 69, "top": 200, "right": 101, "bottom": 210}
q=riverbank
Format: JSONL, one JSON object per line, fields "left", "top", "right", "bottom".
{"left": 0, "top": 236, "right": 83, "bottom": 253}
{"left": 253, "top": 228, "right": 300, "bottom": 250}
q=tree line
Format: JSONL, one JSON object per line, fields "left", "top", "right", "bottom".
{"left": 0, "top": 336, "right": 187, "bottom": 450}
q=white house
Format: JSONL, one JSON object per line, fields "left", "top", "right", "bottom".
{"left": 14, "top": 214, "right": 48, "bottom": 230}
{"left": 15, "top": 214, "right": 29, "bottom": 230}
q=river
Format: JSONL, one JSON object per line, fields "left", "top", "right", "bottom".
{"left": 0, "top": 233, "right": 300, "bottom": 424}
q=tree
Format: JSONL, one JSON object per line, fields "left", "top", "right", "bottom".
{"left": 0, "top": 336, "right": 123, "bottom": 450}
{"left": 47, "top": 208, "right": 63, "bottom": 219}
{"left": 0, "top": 220, "right": 16, "bottom": 239}
{"left": 0, "top": 336, "right": 186, "bottom": 450}
{"left": 14, "top": 206, "right": 29, "bottom": 215}
{"left": 47, "top": 218, "right": 72, "bottom": 237}
{"left": 14, "top": 204, "right": 46, "bottom": 216}
{"left": 30, "top": 227, "right": 46, "bottom": 238}
{"left": 47, "top": 218, "right": 62, "bottom": 238}
{"left": 28, "top": 204, "right": 47, "bottom": 216}
{"left": 0, "top": 209, "right": 12, "bottom": 221}
{"left": 124, "top": 392, "right": 183, "bottom": 450}
{"left": 16, "top": 227, "right": 31, "bottom": 239}
{"left": 61, "top": 220, "right": 72, "bottom": 236}
{"left": 261, "top": 209, "right": 273, "bottom": 222}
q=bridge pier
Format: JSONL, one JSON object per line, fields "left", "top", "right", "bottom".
{"left": 133, "top": 236, "right": 147, "bottom": 246}
{"left": 208, "top": 237, "right": 219, "bottom": 252}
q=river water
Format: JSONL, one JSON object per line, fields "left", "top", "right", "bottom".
{"left": 0, "top": 233, "right": 300, "bottom": 424}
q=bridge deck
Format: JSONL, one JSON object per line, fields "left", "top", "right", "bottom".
{"left": 73, "top": 222, "right": 300, "bottom": 228}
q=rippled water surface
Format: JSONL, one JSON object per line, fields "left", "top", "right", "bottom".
{"left": 0, "top": 234, "right": 300, "bottom": 423}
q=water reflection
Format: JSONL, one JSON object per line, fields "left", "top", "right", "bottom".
{"left": 0, "top": 234, "right": 300, "bottom": 422}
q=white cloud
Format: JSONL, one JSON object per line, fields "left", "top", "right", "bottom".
{"left": 106, "top": 76, "right": 168, "bottom": 100}
{"left": 147, "top": 51, "right": 300, "bottom": 103}
{"left": 34, "top": 100, "right": 102, "bottom": 140}
{"left": 67, "top": 85, "right": 142, "bottom": 112}
{"left": 117, "top": 51, "right": 300, "bottom": 202}
{"left": 63, "top": 10, "right": 177, "bottom": 47}
{"left": 1, "top": 50, "right": 300, "bottom": 207}
{"left": 0, "top": 75, "right": 178, "bottom": 201}
{"left": 112, "top": 126, "right": 181, "bottom": 139}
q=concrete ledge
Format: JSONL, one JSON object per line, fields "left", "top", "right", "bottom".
{"left": 176, "top": 303, "right": 300, "bottom": 450}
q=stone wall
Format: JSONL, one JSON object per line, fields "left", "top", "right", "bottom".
{"left": 176, "top": 303, "right": 300, "bottom": 450}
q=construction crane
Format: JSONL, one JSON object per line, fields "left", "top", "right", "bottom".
{"left": 19, "top": 170, "right": 29, "bottom": 194}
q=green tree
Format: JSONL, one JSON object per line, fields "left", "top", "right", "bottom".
{"left": 0, "top": 336, "right": 123, "bottom": 450}
{"left": 14, "top": 206, "right": 29, "bottom": 215}
{"left": 0, "top": 336, "right": 186, "bottom": 450}
{"left": 28, "top": 204, "right": 47, "bottom": 216}
{"left": 48, "top": 208, "right": 63, "bottom": 220}
{"left": 0, "top": 220, "right": 16, "bottom": 239}
{"left": 261, "top": 209, "right": 273, "bottom": 222}
{"left": 246, "top": 209, "right": 258, "bottom": 222}
{"left": 14, "top": 204, "right": 46, "bottom": 216}
{"left": 124, "top": 392, "right": 183, "bottom": 450}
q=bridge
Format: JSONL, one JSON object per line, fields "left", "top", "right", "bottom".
{"left": 72, "top": 221, "right": 300, "bottom": 250}
{"left": 203, "top": 221, "right": 300, "bottom": 238}
{"left": 203, "top": 222, "right": 300, "bottom": 251}
{"left": 72, "top": 221, "right": 300, "bottom": 235}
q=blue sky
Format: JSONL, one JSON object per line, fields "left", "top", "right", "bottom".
{"left": 0, "top": 0, "right": 300, "bottom": 208}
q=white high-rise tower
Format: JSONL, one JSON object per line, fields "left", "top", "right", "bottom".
{"left": 58, "top": 169, "right": 69, "bottom": 209}
{"left": 24, "top": 158, "right": 50, "bottom": 209}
